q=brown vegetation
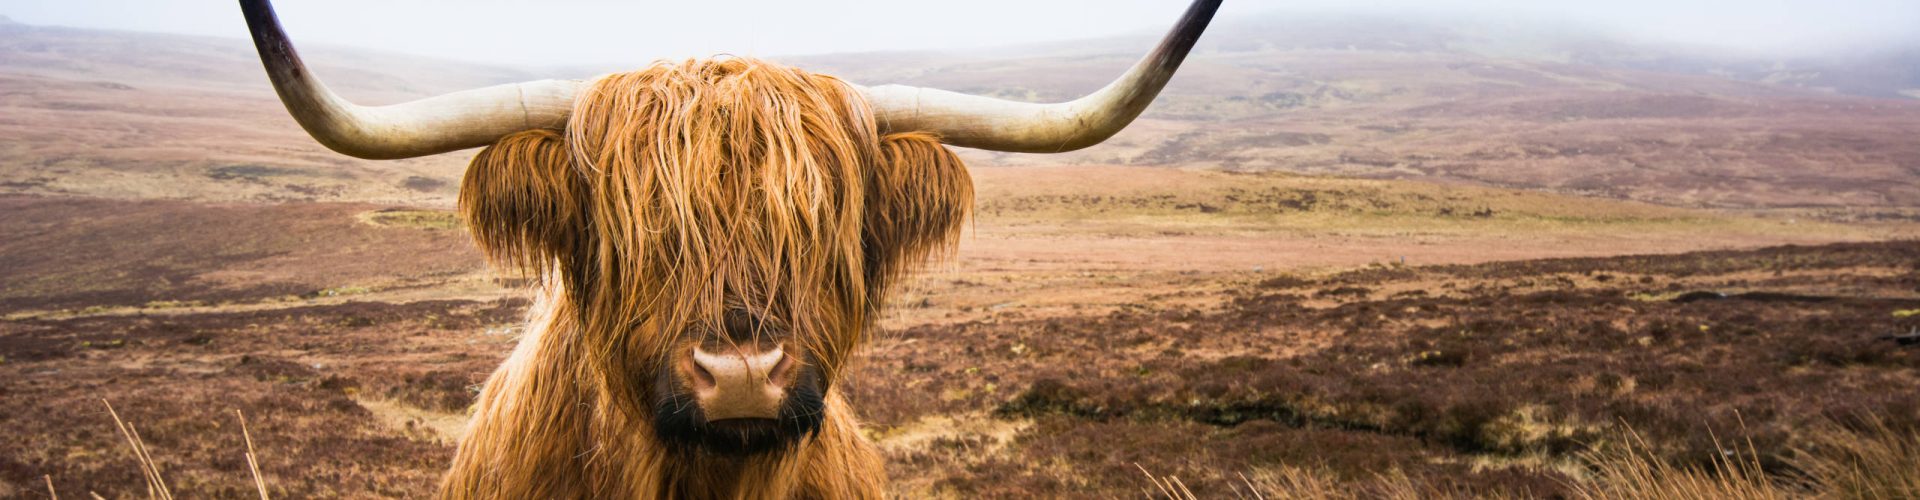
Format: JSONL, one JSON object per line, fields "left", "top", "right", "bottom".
{"left": 6, "top": 199, "right": 1916, "bottom": 495}
{"left": 5, "top": 13, "right": 1920, "bottom": 499}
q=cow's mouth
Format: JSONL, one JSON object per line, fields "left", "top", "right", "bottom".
{"left": 650, "top": 361, "right": 826, "bottom": 456}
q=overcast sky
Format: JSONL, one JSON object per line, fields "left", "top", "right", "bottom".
{"left": 1, "top": 0, "right": 1915, "bottom": 66}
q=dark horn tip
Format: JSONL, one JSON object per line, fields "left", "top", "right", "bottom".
{"left": 238, "top": 0, "right": 274, "bottom": 27}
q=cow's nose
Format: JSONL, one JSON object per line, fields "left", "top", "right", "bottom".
{"left": 688, "top": 344, "right": 793, "bottom": 421}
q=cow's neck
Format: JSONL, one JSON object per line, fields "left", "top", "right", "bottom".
{"left": 645, "top": 448, "right": 808, "bottom": 498}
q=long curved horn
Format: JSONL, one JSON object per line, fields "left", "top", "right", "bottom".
{"left": 859, "top": 0, "right": 1222, "bottom": 153}
{"left": 240, "top": 0, "right": 581, "bottom": 160}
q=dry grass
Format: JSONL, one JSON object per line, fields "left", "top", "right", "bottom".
{"left": 103, "top": 400, "right": 174, "bottom": 500}
{"left": 51, "top": 401, "right": 1920, "bottom": 499}
{"left": 1568, "top": 418, "right": 1920, "bottom": 500}
{"left": 1128, "top": 465, "right": 1505, "bottom": 500}
{"left": 1130, "top": 419, "right": 1920, "bottom": 499}
{"left": 1571, "top": 426, "right": 1789, "bottom": 500}
{"left": 80, "top": 400, "right": 273, "bottom": 500}
{"left": 237, "top": 410, "right": 271, "bottom": 500}
{"left": 1791, "top": 418, "right": 1920, "bottom": 499}
{"left": 1141, "top": 464, "right": 1495, "bottom": 499}
{"left": 1244, "top": 467, "right": 1459, "bottom": 500}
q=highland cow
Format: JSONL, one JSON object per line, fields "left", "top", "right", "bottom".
{"left": 237, "top": 0, "right": 1220, "bottom": 497}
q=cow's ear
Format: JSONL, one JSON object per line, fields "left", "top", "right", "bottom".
{"left": 864, "top": 132, "right": 974, "bottom": 293}
{"left": 459, "top": 129, "right": 589, "bottom": 277}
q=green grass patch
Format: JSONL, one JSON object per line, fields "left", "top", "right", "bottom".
{"left": 361, "top": 209, "right": 463, "bottom": 230}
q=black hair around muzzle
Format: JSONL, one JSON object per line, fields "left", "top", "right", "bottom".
{"left": 651, "top": 362, "right": 826, "bottom": 457}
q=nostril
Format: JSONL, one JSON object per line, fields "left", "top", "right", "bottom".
{"left": 687, "top": 354, "right": 717, "bottom": 391}
{"left": 766, "top": 349, "right": 795, "bottom": 386}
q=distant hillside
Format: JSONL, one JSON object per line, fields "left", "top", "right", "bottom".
{"left": 1553, "top": 38, "right": 1920, "bottom": 101}
{"left": 0, "top": 20, "right": 539, "bottom": 99}
{"left": 794, "top": 13, "right": 1920, "bottom": 208}
{"left": 2, "top": 14, "right": 1918, "bottom": 208}
{"left": 0, "top": 20, "right": 547, "bottom": 204}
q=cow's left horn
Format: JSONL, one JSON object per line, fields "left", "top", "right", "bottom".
{"left": 240, "top": 0, "right": 581, "bottom": 160}
{"left": 858, "top": 0, "right": 1223, "bottom": 153}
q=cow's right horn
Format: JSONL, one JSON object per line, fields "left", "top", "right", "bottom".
{"left": 239, "top": 0, "right": 582, "bottom": 160}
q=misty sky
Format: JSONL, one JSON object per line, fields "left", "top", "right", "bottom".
{"left": 1, "top": 0, "right": 1915, "bottom": 66}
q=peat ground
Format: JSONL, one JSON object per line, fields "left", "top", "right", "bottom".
{"left": 4, "top": 226, "right": 1916, "bottom": 496}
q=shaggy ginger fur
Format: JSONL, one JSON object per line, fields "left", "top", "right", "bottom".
{"left": 444, "top": 58, "right": 972, "bottom": 498}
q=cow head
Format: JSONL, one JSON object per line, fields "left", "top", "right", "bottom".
{"left": 238, "top": 0, "right": 1220, "bottom": 460}
{"left": 458, "top": 60, "right": 974, "bottom": 455}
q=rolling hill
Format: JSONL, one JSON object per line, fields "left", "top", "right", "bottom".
{"left": 2, "top": 12, "right": 1918, "bottom": 209}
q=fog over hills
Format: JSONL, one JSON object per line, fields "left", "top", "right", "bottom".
{"left": 2, "top": 12, "right": 1917, "bottom": 208}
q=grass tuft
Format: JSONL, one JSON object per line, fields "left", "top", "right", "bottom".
{"left": 93, "top": 400, "right": 272, "bottom": 500}
{"left": 1791, "top": 417, "right": 1920, "bottom": 499}
{"left": 104, "top": 399, "right": 173, "bottom": 500}
{"left": 1570, "top": 425, "right": 1790, "bottom": 500}
{"left": 1132, "top": 417, "right": 1920, "bottom": 499}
